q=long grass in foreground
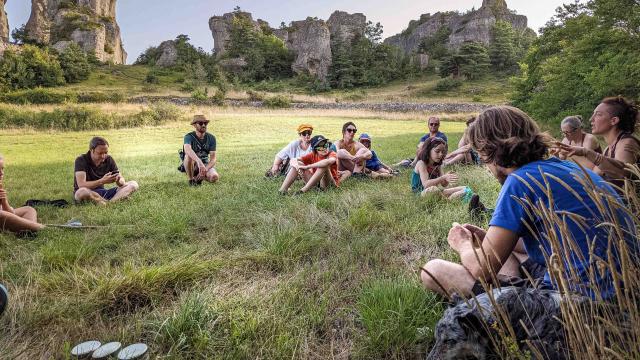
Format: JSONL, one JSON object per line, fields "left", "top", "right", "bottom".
{"left": 0, "top": 111, "right": 496, "bottom": 358}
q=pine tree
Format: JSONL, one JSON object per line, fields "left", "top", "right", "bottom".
{"left": 490, "top": 21, "right": 516, "bottom": 71}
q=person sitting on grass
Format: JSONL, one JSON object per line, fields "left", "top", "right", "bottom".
{"left": 556, "top": 96, "right": 639, "bottom": 188}
{"left": 420, "top": 106, "right": 637, "bottom": 300}
{"left": 333, "top": 122, "right": 372, "bottom": 180}
{"left": 551, "top": 115, "right": 601, "bottom": 169}
{"left": 74, "top": 137, "right": 139, "bottom": 205}
{"left": 0, "top": 155, "right": 45, "bottom": 235}
{"left": 265, "top": 123, "right": 313, "bottom": 178}
{"left": 444, "top": 116, "right": 481, "bottom": 167}
{"left": 412, "top": 137, "right": 475, "bottom": 202}
{"left": 182, "top": 115, "right": 220, "bottom": 186}
{"left": 279, "top": 135, "right": 349, "bottom": 195}
{"left": 358, "top": 133, "right": 396, "bottom": 179}
{"left": 405, "top": 116, "right": 449, "bottom": 168}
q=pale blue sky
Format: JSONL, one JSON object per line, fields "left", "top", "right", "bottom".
{"left": 5, "top": 0, "right": 571, "bottom": 63}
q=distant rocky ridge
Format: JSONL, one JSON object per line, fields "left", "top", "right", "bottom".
{"left": 384, "top": 0, "right": 533, "bottom": 54}
{"left": 12, "top": 0, "right": 127, "bottom": 63}
{"left": 208, "top": 10, "right": 367, "bottom": 82}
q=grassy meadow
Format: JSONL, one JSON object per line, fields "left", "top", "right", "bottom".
{"left": 0, "top": 107, "right": 502, "bottom": 358}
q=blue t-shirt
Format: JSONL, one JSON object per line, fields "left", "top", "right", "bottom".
{"left": 366, "top": 150, "right": 383, "bottom": 171}
{"left": 184, "top": 132, "right": 216, "bottom": 163}
{"left": 490, "top": 158, "right": 637, "bottom": 299}
{"left": 420, "top": 132, "right": 448, "bottom": 143}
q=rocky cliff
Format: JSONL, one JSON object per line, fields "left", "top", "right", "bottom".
{"left": 384, "top": 0, "right": 532, "bottom": 54}
{"left": 24, "top": 0, "right": 126, "bottom": 64}
{"left": 327, "top": 11, "right": 366, "bottom": 45}
{"left": 209, "top": 12, "right": 334, "bottom": 81}
{"left": 0, "top": 0, "right": 8, "bottom": 43}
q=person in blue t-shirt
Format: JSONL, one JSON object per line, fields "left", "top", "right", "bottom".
{"left": 420, "top": 106, "right": 637, "bottom": 300}
{"left": 182, "top": 115, "right": 220, "bottom": 186}
{"left": 359, "top": 133, "right": 397, "bottom": 179}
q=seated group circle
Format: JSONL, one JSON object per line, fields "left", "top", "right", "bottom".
{"left": 1, "top": 96, "right": 639, "bottom": 306}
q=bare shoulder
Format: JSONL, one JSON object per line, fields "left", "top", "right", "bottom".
{"left": 583, "top": 134, "right": 600, "bottom": 150}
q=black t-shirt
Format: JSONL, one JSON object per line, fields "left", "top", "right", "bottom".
{"left": 73, "top": 152, "right": 118, "bottom": 191}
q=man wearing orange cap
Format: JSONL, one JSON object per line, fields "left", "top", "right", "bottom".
{"left": 182, "top": 115, "right": 219, "bottom": 186}
{"left": 266, "top": 123, "right": 314, "bottom": 178}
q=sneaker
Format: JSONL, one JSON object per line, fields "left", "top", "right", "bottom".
{"left": 0, "top": 284, "right": 8, "bottom": 317}
{"left": 188, "top": 179, "right": 202, "bottom": 187}
{"left": 469, "top": 194, "right": 491, "bottom": 221}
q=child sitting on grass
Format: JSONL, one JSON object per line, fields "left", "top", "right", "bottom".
{"left": 412, "top": 137, "right": 474, "bottom": 202}
{"left": 358, "top": 133, "right": 397, "bottom": 179}
{"left": 279, "top": 135, "right": 350, "bottom": 195}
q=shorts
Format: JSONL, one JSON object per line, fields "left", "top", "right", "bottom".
{"left": 471, "top": 259, "right": 549, "bottom": 296}
{"left": 366, "top": 164, "right": 383, "bottom": 172}
{"left": 94, "top": 187, "right": 118, "bottom": 200}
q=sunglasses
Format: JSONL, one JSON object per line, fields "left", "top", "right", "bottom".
{"left": 346, "top": 128, "right": 357, "bottom": 133}
{"left": 195, "top": 122, "right": 208, "bottom": 126}
{"left": 299, "top": 130, "right": 312, "bottom": 136}
{"left": 314, "top": 142, "right": 331, "bottom": 151}
{"left": 429, "top": 123, "right": 440, "bottom": 126}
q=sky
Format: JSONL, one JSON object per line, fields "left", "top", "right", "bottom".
{"left": 5, "top": 0, "right": 572, "bottom": 64}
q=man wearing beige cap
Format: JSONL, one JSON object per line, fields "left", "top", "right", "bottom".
{"left": 181, "top": 115, "right": 219, "bottom": 186}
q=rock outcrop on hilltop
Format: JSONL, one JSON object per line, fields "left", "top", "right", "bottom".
{"left": 0, "top": 0, "right": 8, "bottom": 55}
{"left": 209, "top": 11, "right": 335, "bottom": 81}
{"left": 327, "top": 11, "right": 366, "bottom": 45}
{"left": 284, "top": 18, "right": 332, "bottom": 81}
{"left": 155, "top": 40, "right": 178, "bottom": 67}
{"left": 384, "top": 0, "right": 533, "bottom": 54}
{"left": 24, "top": 0, "right": 126, "bottom": 64}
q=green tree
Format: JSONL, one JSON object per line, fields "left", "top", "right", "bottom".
{"left": 490, "top": 21, "right": 516, "bottom": 71}
{"left": 418, "top": 26, "right": 451, "bottom": 60}
{"left": 512, "top": 0, "right": 640, "bottom": 127}
{"left": 0, "top": 45, "right": 65, "bottom": 90}
{"left": 58, "top": 42, "right": 92, "bottom": 83}
{"left": 440, "top": 42, "right": 490, "bottom": 80}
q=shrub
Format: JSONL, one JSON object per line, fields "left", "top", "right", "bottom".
{"left": 435, "top": 77, "right": 463, "bottom": 91}
{"left": 145, "top": 72, "right": 160, "bottom": 84}
{"left": 58, "top": 43, "right": 92, "bottom": 83}
{"left": 0, "top": 45, "right": 65, "bottom": 90}
{"left": 0, "top": 88, "right": 77, "bottom": 104}
{"left": 263, "top": 95, "right": 291, "bottom": 108}
{"left": 191, "top": 89, "right": 208, "bottom": 101}
{"left": 77, "top": 91, "right": 125, "bottom": 103}
{"left": 211, "top": 90, "right": 226, "bottom": 106}
{"left": 246, "top": 90, "right": 264, "bottom": 102}
{"left": 180, "top": 81, "right": 196, "bottom": 93}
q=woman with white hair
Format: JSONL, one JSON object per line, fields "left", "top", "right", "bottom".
{"left": 556, "top": 115, "right": 601, "bottom": 169}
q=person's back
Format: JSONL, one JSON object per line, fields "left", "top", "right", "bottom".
{"left": 493, "top": 157, "right": 636, "bottom": 298}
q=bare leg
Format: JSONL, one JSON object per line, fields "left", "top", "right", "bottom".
{"left": 185, "top": 157, "right": 196, "bottom": 180}
{"left": 421, "top": 259, "right": 476, "bottom": 298}
{"left": 279, "top": 168, "right": 299, "bottom": 193}
{"left": 13, "top": 206, "right": 38, "bottom": 222}
{"left": 371, "top": 171, "right": 392, "bottom": 179}
{"left": 111, "top": 181, "right": 139, "bottom": 202}
{"left": 205, "top": 168, "right": 220, "bottom": 183}
{"left": 443, "top": 186, "right": 467, "bottom": 200}
{"left": 0, "top": 210, "right": 45, "bottom": 233}
{"left": 270, "top": 156, "right": 283, "bottom": 175}
{"left": 339, "top": 170, "right": 351, "bottom": 183}
{"left": 352, "top": 148, "right": 370, "bottom": 173}
{"left": 300, "top": 167, "right": 327, "bottom": 192}
{"left": 444, "top": 153, "right": 466, "bottom": 166}
{"left": 318, "top": 169, "right": 335, "bottom": 190}
{"left": 74, "top": 187, "right": 107, "bottom": 206}
{"left": 420, "top": 186, "right": 441, "bottom": 197}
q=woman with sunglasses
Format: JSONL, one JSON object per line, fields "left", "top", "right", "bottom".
{"left": 333, "top": 122, "right": 372, "bottom": 180}
{"left": 266, "top": 124, "right": 314, "bottom": 178}
{"left": 279, "top": 135, "right": 348, "bottom": 194}
{"left": 554, "top": 115, "right": 601, "bottom": 169}
{"left": 556, "top": 96, "right": 639, "bottom": 188}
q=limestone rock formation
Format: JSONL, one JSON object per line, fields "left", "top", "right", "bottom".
{"left": 1, "top": 0, "right": 9, "bottom": 44}
{"left": 155, "top": 40, "right": 178, "bottom": 67}
{"left": 209, "top": 11, "right": 332, "bottom": 81}
{"left": 327, "top": 10, "right": 366, "bottom": 45}
{"left": 285, "top": 19, "right": 332, "bottom": 81}
{"left": 384, "top": 0, "right": 532, "bottom": 54}
{"left": 208, "top": 11, "right": 261, "bottom": 56}
{"left": 25, "top": 0, "right": 126, "bottom": 64}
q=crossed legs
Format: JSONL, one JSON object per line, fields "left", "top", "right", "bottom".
{"left": 0, "top": 207, "right": 44, "bottom": 233}
{"left": 75, "top": 181, "right": 139, "bottom": 205}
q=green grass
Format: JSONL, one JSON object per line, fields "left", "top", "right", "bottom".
{"left": 0, "top": 109, "right": 500, "bottom": 358}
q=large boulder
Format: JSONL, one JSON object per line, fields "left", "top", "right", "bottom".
{"left": 384, "top": 0, "right": 532, "bottom": 54}
{"left": 327, "top": 10, "right": 366, "bottom": 45}
{"left": 285, "top": 18, "right": 332, "bottom": 82}
{"left": 0, "top": 0, "right": 9, "bottom": 44}
{"left": 155, "top": 40, "right": 178, "bottom": 67}
{"left": 25, "top": 0, "right": 126, "bottom": 64}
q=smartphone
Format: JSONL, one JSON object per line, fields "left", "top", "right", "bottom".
{"left": 112, "top": 170, "right": 120, "bottom": 175}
